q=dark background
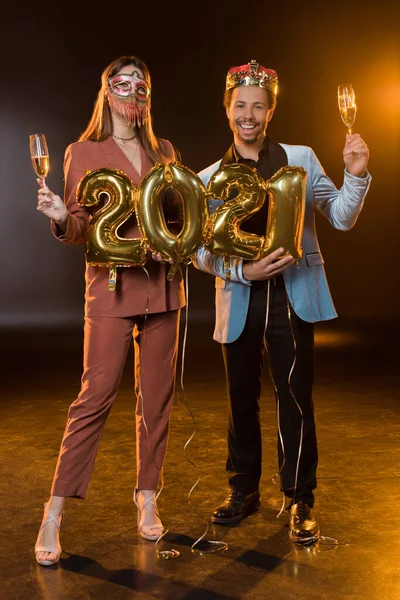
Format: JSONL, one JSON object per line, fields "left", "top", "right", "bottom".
{"left": 0, "top": 0, "right": 399, "bottom": 327}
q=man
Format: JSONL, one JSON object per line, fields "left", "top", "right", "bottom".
{"left": 193, "top": 60, "right": 370, "bottom": 543}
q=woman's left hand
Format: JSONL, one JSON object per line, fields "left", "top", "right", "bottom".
{"left": 151, "top": 251, "right": 175, "bottom": 265}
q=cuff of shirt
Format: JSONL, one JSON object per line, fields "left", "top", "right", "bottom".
{"left": 50, "top": 217, "right": 68, "bottom": 240}
{"left": 236, "top": 258, "right": 252, "bottom": 285}
{"left": 344, "top": 168, "right": 371, "bottom": 183}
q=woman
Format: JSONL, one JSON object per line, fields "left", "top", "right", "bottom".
{"left": 34, "top": 55, "right": 184, "bottom": 566}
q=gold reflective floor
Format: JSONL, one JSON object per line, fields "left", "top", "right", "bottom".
{"left": 1, "top": 317, "right": 399, "bottom": 600}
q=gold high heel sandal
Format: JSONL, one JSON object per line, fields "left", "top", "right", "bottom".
{"left": 134, "top": 489, "right": 164, "bottom": 542}
{"left": 35, "top": 502, "right": 63, "bottom": 566}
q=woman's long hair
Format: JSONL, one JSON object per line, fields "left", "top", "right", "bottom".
{"left": 79, "top": 55, "right": 176, "bottom": 165}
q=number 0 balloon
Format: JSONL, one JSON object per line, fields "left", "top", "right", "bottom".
{"left": 136, "top": 162, "right": 209, "bottom": 263}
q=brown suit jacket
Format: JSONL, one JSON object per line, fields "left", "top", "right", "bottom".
{"left": 51, "top": 136, "right": 185, "bottom": 317}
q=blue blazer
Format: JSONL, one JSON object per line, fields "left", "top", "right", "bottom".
{"left": 193, "top": 143, "right": 371, "bottom": 343}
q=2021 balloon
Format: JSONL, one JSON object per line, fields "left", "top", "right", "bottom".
{"left": 76, "top": 163, "right": 307, "bottom": 289}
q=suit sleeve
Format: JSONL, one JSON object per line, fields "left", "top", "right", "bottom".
{"left": 192, "top": 246, "right": 251, "bottom": 285}
{"left": 50, "top": 143, "right": 91, "bottom": 245}
{"left": 309, "top": 148, "right": 371, "bottom": 231}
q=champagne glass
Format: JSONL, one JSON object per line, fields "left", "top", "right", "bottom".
{"left": 29, "top": 133, "right": 50, "bottom": 189}
{"left": 337, "top": 84, "right": 357, "bottom": 135}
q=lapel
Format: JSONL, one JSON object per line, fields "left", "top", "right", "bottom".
{"left": 279, "top": 144, "right": 306, "bottom": 169}
{"left": 98, "top": 136, "right": 154, "bottom": 186}
{"left": 279, "top": 144, "right": 314, "bottom": 208}
{"left": 220, "top": 144, "right": 236, "bottom": 166}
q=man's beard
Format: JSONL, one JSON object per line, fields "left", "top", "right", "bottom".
{"left": 108, "top": 94, "right": 150, "bottom": 128}
{"left": 233, "top": 119, "right": 266, "bottom": 144}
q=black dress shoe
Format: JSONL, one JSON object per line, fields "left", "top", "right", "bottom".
{"left": 289, "top": 501, "right": 320, "bottom": 544}
{"left": 211, "top": 489, "right": 260, "bottom": 524}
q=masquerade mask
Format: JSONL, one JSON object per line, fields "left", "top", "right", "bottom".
{"left": 107, "top": 70, "right": 151, "bottom": 127}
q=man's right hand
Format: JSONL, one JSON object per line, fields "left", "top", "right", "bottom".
{"left": 36, "top": 178, "right": 68, "bottom": 226}
{"left": 242, "top": 247, "right": 295, "bottom": 281}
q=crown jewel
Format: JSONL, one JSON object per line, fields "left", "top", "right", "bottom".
{"left": 226, "top": 60, "right": 278, "bottom": 95}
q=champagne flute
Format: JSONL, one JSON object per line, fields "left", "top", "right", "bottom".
{"left": 337, "top": 84, "right": 357, "bottom": 135}
{"left": 29, "top": 133, "right": 50, "bottom": 189}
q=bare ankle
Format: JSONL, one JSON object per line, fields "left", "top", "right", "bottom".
{"left": 46, "top": 496, "right": 66, "bottom": 515}
{"left": 137, "top": 489, "right": 156, "bottom": 498}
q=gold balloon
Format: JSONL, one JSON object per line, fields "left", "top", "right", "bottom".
{"left": 204, "top": 163, "right": 265, "bottom": 260}
{"left": 76, "top": 168, "right": 147, "bottom": 290}
{"left": 259, "top": 166, "right": 307, "bottom": 261}
{"left": 136, "top": 162, "right": 209, "bottom": 264}
{"left": 75, "top": 163, "right": 306, "bottom": 291}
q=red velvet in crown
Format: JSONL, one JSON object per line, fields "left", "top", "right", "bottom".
{"left": 226, "top": 60, "right": 278, "bottom": 95}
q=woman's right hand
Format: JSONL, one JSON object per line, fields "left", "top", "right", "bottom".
{"left": 36, "top": 178, "right": 68, "bottom": 225}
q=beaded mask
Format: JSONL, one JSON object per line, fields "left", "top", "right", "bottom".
{"left": 107, "top": 70, "right": 151, "bottom": 127}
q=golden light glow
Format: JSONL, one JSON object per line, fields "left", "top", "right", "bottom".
{"left": 314, "top": 330, "right": 361, "bottom": 348}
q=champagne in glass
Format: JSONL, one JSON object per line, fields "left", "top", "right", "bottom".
{"left": 29, "top": 133, "right": 49, "bottom": 187}
{"left": 337, "top": 84, "right": 356, "bottom": 135}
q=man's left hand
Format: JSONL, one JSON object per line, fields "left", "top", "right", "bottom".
{"left": 343, "top": 133, "right": 369, "bottom": 177}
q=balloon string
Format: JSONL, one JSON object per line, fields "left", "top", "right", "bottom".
{"left": 179, "top": 265, "right": 227, "bottom": 555}
{"left": 137, "top": 265, "right": 180, "bottom": 560}
{"left": 264, "top": 282, "right": 305, "bottom": 520}
{"left": 281, "top": 297, "right": 339, "bottom": 546}
{"left": 284, "top": 298, "right": 304, "bottom": 508}
{"left": 266, "top": 291, "right": 305, "bottom": 519}
{"left": 263, "top": 280, "right": 287, "bottom": 518}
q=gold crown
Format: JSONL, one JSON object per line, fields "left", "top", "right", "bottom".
{"left": 226, "top": 60, "right": 278, "bottom": 95}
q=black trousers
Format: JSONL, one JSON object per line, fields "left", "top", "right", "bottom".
{"left": 221, "top": 276, "right": 318, "bottom": 507}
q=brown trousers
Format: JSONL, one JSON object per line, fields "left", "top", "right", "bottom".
{"left": 51, "top": 310, "right": 180, "bottom": 498}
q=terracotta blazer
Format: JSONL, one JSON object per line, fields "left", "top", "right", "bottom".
{"left": 51, "top": 136, "right": 185, "bottom": 318}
